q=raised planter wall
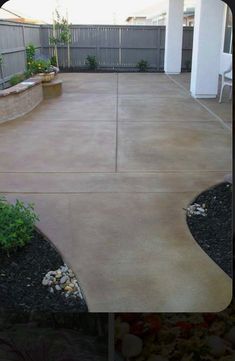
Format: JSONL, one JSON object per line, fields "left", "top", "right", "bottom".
{"left": 0, "top": 79, "right": 43, "bottom": 124}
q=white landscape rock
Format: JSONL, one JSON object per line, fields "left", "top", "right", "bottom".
{"left": 185, "top": 203, "right": 207, "bottom": 217}
{"left": 122, "top": 334, "right": 143, "bottom": 358}
{"left": 42, "top": 264, "right": 83, "bottom": 301}
{"left": 206, "top": 335, "right": 226, "bottom": 357}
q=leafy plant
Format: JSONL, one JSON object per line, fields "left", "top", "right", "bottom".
{"left": 0, "top": 197, "right": 39, "bottom": 253}
{"left": 50, "top": 55, "right": 57, "bottom": 67}
{"left": 0, "top": 54, "right": 3, "bottom": 66}
{"left": 32, "top": 59, "right": 53, "bottom": 74}
{"left": 86, "top": 55, "right": 98, "bottom": 70}
{"left": 24, "top": 69, "right": 32, "bottom": 79}
{"left": 9, "top": 73, "right": 25, "bottom": 86}
{"left": 26, "top": 44, "right": 36, "bottom": 63}
{"left": 137, "top": 59, "right": 149, "bottom": 72}
{"left": 26, "top": 44, "right": 36, "bottom": 76}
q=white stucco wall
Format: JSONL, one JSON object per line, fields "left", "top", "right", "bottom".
{"left": 190, "top": 0, "right": 225, "bottom": 98}
{"left": 219, "top": 2, "right": 232, "bottom": 74}
{"left": 164, "top": 0, "right": 184, "bottom": 74}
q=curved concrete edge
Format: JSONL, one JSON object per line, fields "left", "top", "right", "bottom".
{"left": 182, "top": 212, "right": 232, "bottom": 313}
{"left": 34, "top": 224, "right": 90, "bottom": 311}
{"left": 2, "top": 192, "right": 232, "bottom": 313}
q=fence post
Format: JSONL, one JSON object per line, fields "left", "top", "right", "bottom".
{"left": 118, "top": 27, "right": 122, "bottom": 66}
{"left": 22, "top": 24, "right": 27, "bottom": 70}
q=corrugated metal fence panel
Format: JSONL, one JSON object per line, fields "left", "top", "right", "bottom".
{"left": 0, "top": 22, "right": 193, "bottom": 83}
{"left": 2, "top": 51, "right": 26, "bottom": 78}
{"left": 40, "top": 25, "right": 193, "bottom": 70}
{"left": 23, "top": 25, "right": 41, "bottom": 47}
{"left": 0, "top": 22, "right": 24, "bottom": 50}
{"left": 182, "top": 26, "right": 194, "bottom": 70}
{"left": 0, "top": 21, "right": 42, "bottom": 85}
{"left": 121, "top": 26, "right": 158, "bottom": 68}
{"left": 41, "top": 25, "right": 171, "bottom": 70}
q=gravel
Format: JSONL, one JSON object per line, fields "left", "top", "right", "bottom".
{"left": 186, "top": 182, "right": 232, "bottom": 277}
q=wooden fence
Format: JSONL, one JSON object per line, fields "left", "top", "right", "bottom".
{"left": 0, "top": 21, "right": 194, "bottom": 86}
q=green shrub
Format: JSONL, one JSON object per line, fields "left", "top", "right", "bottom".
{"left": 26, "top": 43, "right": 36, "bottom": 63}
{"left": 137, "top": 59, "right": 149, "bottom": 72}
{"left": 31, "top": 59, "right": 53, "bottom": 74}
{"left": 9, "top": 73, "right": 25, "bottom": 86}
{"left": 24, "top": 69, "right": 32, "bottom": 79}
{"left": 0, "top": 197, "right": 39, "bottom": 253}
{"left": 26, "top": 44, "right": 53, "bottom": 75}
{"left": 50, "top": 55, "right": 57, "bottom": 66}
{"left": 26, "top": 43, "right": 36, "bottom": 76}
{"left": 86, "top": 55, "right": 98, "bottom": 70}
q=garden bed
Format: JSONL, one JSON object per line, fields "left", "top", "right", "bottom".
{"left": 115, "top": 301, "right": 235, "bottom": 361}
{"left": 0, "top": 313, "right": 108, "bottom": 361}
{"left": 59, "top": 66, "right": 165, "bottom": 73}
{"left": 0, "top": 78, "right": 43, "bottom": 124}
{"left": 0, "top": 229, "right": 87, "bottom": 312}
{"left": 186, "top": 182, "right": 232, "bottom": 277}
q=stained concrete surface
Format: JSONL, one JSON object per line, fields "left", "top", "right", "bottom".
{"left": 0, "top": 73, "right": 232, "bottom": 312}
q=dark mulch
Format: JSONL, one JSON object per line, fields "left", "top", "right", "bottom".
{"left": 0, "top": 230, "right": 88, "bottom": 312}
{"left": 59, "top": 67, "right": 165, "bottom": 73}
{"left": 186, "top": 182, "right": 232, "bottom": 277}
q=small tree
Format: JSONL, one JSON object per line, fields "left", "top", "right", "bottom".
{"left": 49, "top": 10, "right": 60, "bottom": 67}
{"left": 50, "top": 9, "right": 72, "bottom": 68}
{"left": 60, "top": 12, "right": 72, "bottom": 68}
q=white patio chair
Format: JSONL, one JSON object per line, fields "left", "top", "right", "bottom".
{"left": 219, "top": 63, "right": 232, "bottom": 103}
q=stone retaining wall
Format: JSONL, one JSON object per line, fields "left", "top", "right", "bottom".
{"left": 0, "top": 78, "right": 43, "bottom": 124}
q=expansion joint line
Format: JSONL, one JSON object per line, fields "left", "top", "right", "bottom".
{"left": 115, "top": 73, "right": 119, "bottom": 172}
{"left": 166, "top": 74, "right": 231, "bottom": 132}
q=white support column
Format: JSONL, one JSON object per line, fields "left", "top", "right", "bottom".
{"left": 190, "top": 0, "right": 225, "bottom": 98}
{"left": 164, "top": 0, "right": 184, "bottom": 74}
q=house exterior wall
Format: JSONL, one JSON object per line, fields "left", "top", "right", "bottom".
{"left": 219, "top": 3, "right": 232, "bottom": 75}
{"left": 190, "top": 0, "right": 225, "bottom": 97}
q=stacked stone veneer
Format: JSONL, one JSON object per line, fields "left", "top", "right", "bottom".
{"left": 0, "top": 78, "right": 43, "bottom": 124}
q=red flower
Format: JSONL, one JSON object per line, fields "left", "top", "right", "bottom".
{"left": 195, "top": 322, "right": 209, "bottom": 329}
{"left": 145, "top": 315, "right": 161, "bottom": 334}
{"left": 118, "top": 313, "right": 141, "bottom": 323}
{"left": 175, "top": 322, "right": 193, "bottom": 331}
{"left": 130, "top": 321, "right": 145, "bottom": 336}
{"left": 203, "top": 314, "right": 217, "bottom": 324}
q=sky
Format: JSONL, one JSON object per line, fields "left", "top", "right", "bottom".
{"left": 3, "top": 0, "right": 160, "bottom": 24}
{"left": 2, "top": 0, "right": 196, "bottom": 24}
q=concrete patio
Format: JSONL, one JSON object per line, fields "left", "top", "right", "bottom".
{"left": 0, "top": 73, "right": 232, "bottom": 312}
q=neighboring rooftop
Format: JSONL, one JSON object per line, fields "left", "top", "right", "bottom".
{"left": 0, "top": 6, "right": 48, "bottom": 24}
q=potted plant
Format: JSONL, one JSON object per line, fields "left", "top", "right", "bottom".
{"left": 33, "top": 59, "right": 55, "bottom": 82}
{"left": 26, "top": 44, "right": 55, "bottom": 82}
